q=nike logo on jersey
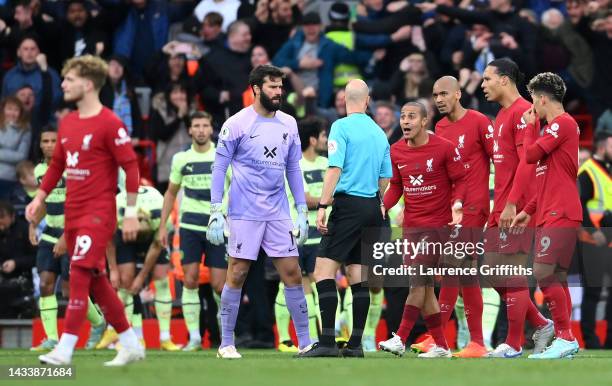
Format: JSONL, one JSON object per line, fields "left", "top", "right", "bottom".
{"left": 250, "top": 134, "right": 260, "bottom": 139}
{"left": 289, "top": 247, "right": 297, "bottom": 252}
{"left": 398, "top": 164, "right": 407, "bottom": 169}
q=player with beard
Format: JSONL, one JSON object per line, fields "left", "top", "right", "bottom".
{"left": 480, "top": 58, "right": 552, "bottom": 358}
{"left": 408, "top": 76, "right": 493, "bottom": 358}
{"left": 26, "top": 55, "right": 144, "bottom": 366}
{"left": 158, "top": 111, "right": 227, "bottom": 351}
{"left": 208, "top": 65, "right": 312, "bottom": 359}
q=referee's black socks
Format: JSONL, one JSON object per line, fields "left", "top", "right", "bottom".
{"left": 316, "top": 279, "right": 338, "bottom": 347}
{"left": 348, "top": 283, "right": 370, "bottom": 349}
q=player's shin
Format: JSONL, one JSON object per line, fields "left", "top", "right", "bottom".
{"left": 348, "top": 283, "right": 369, "bottom": 349}
{"left": 315, "top": 279, "right": 338, "bottom": 347}
{"left": 39, "top": 295, "right": 59, "bottom": 341}
{"left": 182, "top": 287, "right": 201, "bottom": 342}
{"left": 220, "top": 284, "right": 242, "bottom": 348}
{"left": 154, "top": 278, "right": 173, "bottom": 342}
{"left": 284, "top": 284, "right": 312, "bottom": 349}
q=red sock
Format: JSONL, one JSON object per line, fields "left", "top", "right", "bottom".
{"left": 541, "top": 285, "right": 574, "bottom": 341}
{"left": 397, "top": 304, "right": 421, "bottom": 344}
{"left": 64, "top": 266, "right": 93, "bottom": 335}
{"left": 91, "top": 272, "right": 130, "bottom": 333}
{"left": 462, "top": 285, "right": 484, "bottom": 346}
{"left": 439, "top": 277, "right": 460, "bottom": 327}
{"left": 424, "top": 312, "right": 448, "bottom": 350}
{"left": 526, "top": 299, "right": 548, "bottom": 328}
{"left": 562, "top": 283, "right": 572, "bottom": 319}
{"left": 505, "top": 287, "right": 529, "bottom": 351}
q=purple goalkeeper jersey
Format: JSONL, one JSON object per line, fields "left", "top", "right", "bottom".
{"left": 212, "top": 106, "right": 305, "bottom": 221}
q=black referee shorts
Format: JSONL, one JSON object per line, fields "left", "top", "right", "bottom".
{"left": 318, "top": 193, "right": 384, "bottom": 265}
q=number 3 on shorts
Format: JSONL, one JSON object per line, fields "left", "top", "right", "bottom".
{"left": 73, "top": 235, "right": 92, "bottom": 259}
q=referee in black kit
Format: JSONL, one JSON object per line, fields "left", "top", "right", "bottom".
{"left": 298, "top": 79, "right": 393, "bottom": 358}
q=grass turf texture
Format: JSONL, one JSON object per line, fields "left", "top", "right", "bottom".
{"left": 1, "top": 349, "right": 612, "bottom": 386}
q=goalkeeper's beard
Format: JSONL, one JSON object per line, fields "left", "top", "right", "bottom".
{"left": 260, "top": 92, "right": 281, "bottom": 113}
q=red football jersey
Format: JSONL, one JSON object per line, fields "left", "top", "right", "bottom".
{"left": 384, "top": 134, "right": 467, "bottom": 228}
{"left": 40, "top": 107, "right": 138, "bottom": 228}
{"left": 490, "top": 97, "right": 535, "bottom": 225}
{"left": 435, "top": 109, "right": 493, "bottom": 219}
{"left": 530, "top": 113, "right": 582, "bottom": 225}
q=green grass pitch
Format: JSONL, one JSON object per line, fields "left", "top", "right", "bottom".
{"left": 2, "top": 349, "right": 612, "bottom": 386}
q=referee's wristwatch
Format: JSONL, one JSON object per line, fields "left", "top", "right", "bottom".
{"left": 317, "top": 203, "right": 329, "bottom": 210}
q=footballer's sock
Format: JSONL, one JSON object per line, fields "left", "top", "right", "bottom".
{"left": 154, "top": 278, "right": 173, "bottom": 341}
{"left": 64, "top": 266, "right": 93, "bottom": 336}
{"left": 312, "top": 282, "right": 321, "bottom": 326}
{"left": 348, "top": 283, "right": 369, "bottom": 349}
{"left": 274, "top": 283, "right": 292, "bottom": 343}
{"left": 541, "top": 283, "right": 574, "bottom": 341}
{"left": 306, "top": 292, "right": 319, "bottom": 341}
{"left": 220, "top": 284, "right": 241, "bottom": 348}
{"left": 364, "top": 289, "right": 384, "bottom": 338}
{"left": 397, "top": 304, "right": 421, "bottom": 344}
{"left": 118, "top": 328, "right": 140, "bottom": 350}
{"left": 482, "top": 288, "right": 501, "bottom": 348}
{"left": 55, "top": 333, "right": 79, "bottom": 358}
{"left": 117, "top": 288, "right": 134, "bottom": 324}
{"left": 424, "top": 312, "right": 448, "bottom": 350}
{"left": 284, "top": 284, "right": 312, "bottom": 349}
{"left": 86, "top": 297, "right": 104, "bottom": 327}
{"left": 505, "top": 287, "right": 529, "bottom": 351}
{"left": 132, "top": 313, "right": 143, "bottom": 340}
{"left": 462, "top": 285, "right": 485, "bottom": 346}
{"left": 562, "top": 282, "right": 573, "bottom": 319}
{"left": 90, "top": 273, "right": 130, "bottom": 334}
{"left": 39, "top": 295, "right": 59, "bottom": 341}
{"left": 526, "top": 299, "right": 548, "bottom": 328}
{"left": 439, "top": 276, "right": 460, "bottom": 326}
{"left": 316, "top": 279, "right": 338, "bottom": 347}
{"left": 455, "top": 296, "right": 470, "bottom": 348}
{"left": 343, "top": 286, "right": 353, "bottom": 335}
{"left": 182, "top": 287, "right": 201, "bottom": 341}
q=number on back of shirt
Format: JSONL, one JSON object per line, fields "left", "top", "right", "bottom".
{"left": 74, "top": 235, "right": 92, "bottom": 256}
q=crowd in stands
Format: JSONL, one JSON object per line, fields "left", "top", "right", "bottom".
{"left": 0, "top": 0, "right": 610, "bottom": 348}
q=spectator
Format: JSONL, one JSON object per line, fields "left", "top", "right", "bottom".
{"left": 149, "top": 82, "right": 197, "bottom": 192}
{"left": 0, "top": 0, "right": 57, "bottom": 65}
{"left": 273, "top": 12, "right": 370, "bottom": 108}
{"left": 0, "top": 200, "right": 36, "bottom": 318}
{"left": 0, "top": 96, "right": 31, "bottom": 200}
{"left": 1, "top": 36, "right": 61, "bottom": 129}
{"left": 146, "top": 52, "right": 195, "bottom": 95}
{"left": 388, "top": 53, "right": 434, "bottom": 105}
{"left": 10, "top": 159, "right": 36, "bottom": 219}
{"left": 100, "top": 55, "right": 143, "bottom": 139}
{"left": 200, "top": 11, "right": 225, "bottom": 51}
{"left": 417, "top": 0, "right": 539, "bottom": 77}
{"left": 250, "top": 0, "right": 297, "bottom": 58}
{"left": 56, "top": 0, "right": 108, "bottom": 66}
{"left": 374, "top": 100, "right": 402, "bottom": 144}
{"left": 193, "top": 0, "right": 240, "bottom": 32}
{"left": 575, "top": 8, "right": 612, "bottom": 121}
{"left": 113, "top": 0, "right": 189, "bottom": 77}
{"left": 195, "top": 20, "right": 252, "bottom": 130}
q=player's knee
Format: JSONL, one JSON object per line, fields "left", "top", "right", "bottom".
{"left": 39, "top": 280, "right": 55, "bottom": 296}
{"left": 227, "top": 266, "right": 249, "bottom": 286}
{"left": 183, "top": 275, "right": 199, "bottom": 290}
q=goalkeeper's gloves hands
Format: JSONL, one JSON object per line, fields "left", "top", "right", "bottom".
{"left": 207, "top": 203, "right": 226, "bottom": 246}
{"left": 293, "top": 204, "right": 309, "bottom": 246}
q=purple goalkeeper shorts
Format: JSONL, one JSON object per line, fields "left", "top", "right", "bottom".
{"left": 228, "top": 219, "right": 298, "bottom": 260}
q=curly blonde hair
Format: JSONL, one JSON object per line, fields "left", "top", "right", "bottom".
{"left": 62, "top": 55, "right": 108, "bottom": 91}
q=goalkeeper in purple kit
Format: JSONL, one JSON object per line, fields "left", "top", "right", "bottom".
{"left": 208, "top": 65, "right": 312, "bottom": 359}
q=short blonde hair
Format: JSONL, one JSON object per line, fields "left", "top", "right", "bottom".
{"left": 62, "top": 55, "right": 108, "bottom": 91}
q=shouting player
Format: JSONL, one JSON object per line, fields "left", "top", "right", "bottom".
{"left": 512, "top": 73, "right": 582, "bottom": 358}
{"left": 29, "top": 126, "right": 106, "bottom": 352}
{"left": 480, "top": 58, "right": 553, "bottom": 357}
{"left": 26, "top": 55, "right": 144, "bottom": 366}
{"left": 208, "top": 65, "right": 311, "bottom": 359}
{"left": 159, "top": 111, "right": 227, "bottom": 352}
{"left": 378, "top": 102, "right": 466, "bottom": 358}
{"left": 413, "top": 76, "right": 492, "bottom": 358}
